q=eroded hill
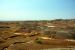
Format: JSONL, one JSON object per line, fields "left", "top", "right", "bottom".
{"left": 0, "top": 19, "right": 75, "bottom": 50}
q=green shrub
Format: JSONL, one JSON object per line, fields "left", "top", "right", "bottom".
{"left": 35, "top": 38, "right": 42, "bottom": 44}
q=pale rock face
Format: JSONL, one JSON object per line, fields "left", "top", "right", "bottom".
{"left": 14, "top": 33, "right": 22, "bottom": 35}
{"left": 47, "top": 26, "right": 56, "bottom": 28}
{"left": 40, "top": 37, "right": 52, "bottom": 40}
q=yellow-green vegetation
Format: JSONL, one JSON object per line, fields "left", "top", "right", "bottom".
{"left": 35, "top": 38, "right": 43, "bottom": 44}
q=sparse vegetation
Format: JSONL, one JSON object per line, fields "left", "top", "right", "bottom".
{"left": 0, "top": 19, "right": 75, "bottom": 50}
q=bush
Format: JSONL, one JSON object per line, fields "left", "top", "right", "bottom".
{"left": 35, "top": 38, "right": 42, "bottom": 44}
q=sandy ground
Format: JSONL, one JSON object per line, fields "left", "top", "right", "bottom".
{"left": 42, "top": 47, "right": 75, "bottom": 50}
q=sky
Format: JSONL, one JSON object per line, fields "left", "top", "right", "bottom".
{"left": 0, "top": 0, "right": 75, "bottom": 21}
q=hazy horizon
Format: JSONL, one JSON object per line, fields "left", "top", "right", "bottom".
{"left": 0, "top": 0, "right": 75, "bottom": 21}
